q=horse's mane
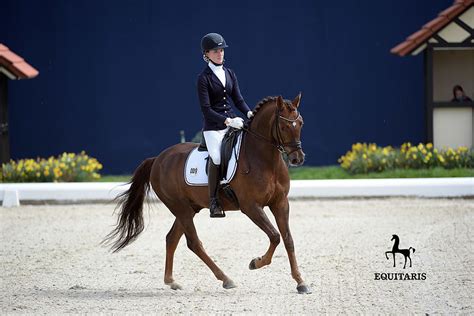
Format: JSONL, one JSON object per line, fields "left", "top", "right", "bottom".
{"left": 248, "top": 96, "right": 293, "bottom": 124}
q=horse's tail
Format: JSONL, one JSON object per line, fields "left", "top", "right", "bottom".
{"left": 102, "top": 157, "right": 155, "bottom": 253}
{"left": 409, "top": 247, "right": 416, "bottom": 254}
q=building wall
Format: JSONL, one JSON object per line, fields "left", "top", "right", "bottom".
{"left": 0, "top": 0, "right": 453, "bottom": 174}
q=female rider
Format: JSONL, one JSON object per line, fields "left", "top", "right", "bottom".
{"left": 197, "top": 33, "right": 253, "bottom": 218}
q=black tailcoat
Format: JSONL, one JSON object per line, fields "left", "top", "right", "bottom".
{"left": 197, "top": 65, "right": 250, "bottom": 131}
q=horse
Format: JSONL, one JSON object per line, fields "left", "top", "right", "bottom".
{"left": 385, "top": 234, "right": 415, "bottom": 269}
{"left": 102, "top": 93, "right": 312, "bottom": 294}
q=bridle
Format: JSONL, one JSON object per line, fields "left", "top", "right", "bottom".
{"left": 242, "top": 105, "right": 303, "bottom": 155}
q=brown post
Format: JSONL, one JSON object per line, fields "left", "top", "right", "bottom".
{"left": 0, "top": 73, "right": 9, "bottom": 164}
{"left": 424, "top": 47, "right": 434, "bottom": 144}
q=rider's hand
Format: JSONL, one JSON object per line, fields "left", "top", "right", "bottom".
{"left": 225, "top": 117, "right": 244, "bottom": 129}
{"left": 247, "top": 111, "right": 254, "bottom": 119}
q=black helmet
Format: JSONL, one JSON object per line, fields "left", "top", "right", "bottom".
{"left": 201, "top": 33, "right": 228, "bottom": 52}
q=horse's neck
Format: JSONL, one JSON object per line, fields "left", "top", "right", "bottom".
{"left": 245, "top": 103, "right": 281, "bottom": 166}
{"left": 392, "top": 239, "right": 400, "bottom": 250}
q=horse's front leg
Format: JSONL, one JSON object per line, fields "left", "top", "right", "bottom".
{"left": 240, "top": 202, "right": 281, "bottom": 270}
{"left": 270, "top": 198, "right": 311, "bottom": 294}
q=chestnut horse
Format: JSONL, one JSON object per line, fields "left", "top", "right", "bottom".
{"left": 103, "top": 94, "right": 311, "bottom": 294}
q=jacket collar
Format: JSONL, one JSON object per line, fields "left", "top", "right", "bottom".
{"left": 205, "top": 64, "right": 229, "bottom": 89}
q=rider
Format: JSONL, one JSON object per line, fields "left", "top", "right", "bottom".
{"left": 197, "top": 32, "right": 254, "bottom": 218}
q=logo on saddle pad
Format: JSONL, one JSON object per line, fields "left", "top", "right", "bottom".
{"left": 190, "top": 167, "right": 198, "bottom": 176}
{"left": 374, "top": 234, "right": 426, "bottom": 281}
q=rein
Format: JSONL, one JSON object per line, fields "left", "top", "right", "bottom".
{"left": 242, "top": 106, "right": 302, "bottom": 155}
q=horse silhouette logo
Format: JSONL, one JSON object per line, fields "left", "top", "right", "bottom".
{"left": 384, "top": 234, "right": 416, "bottom": 269}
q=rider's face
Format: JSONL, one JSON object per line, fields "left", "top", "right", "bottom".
{"left": 455, "top": 89, "right": 464, "bottom": 99}
{"left": 206, "top": 48, "right": 224, "bottom": 64}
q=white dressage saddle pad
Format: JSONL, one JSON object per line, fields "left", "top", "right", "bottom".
{"left": 184, "top": 133, "right": 243, "bottom": 186}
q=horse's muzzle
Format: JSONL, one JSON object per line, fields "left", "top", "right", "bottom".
{"left": 288, "top": 150, "right": 305, "bottom": 167}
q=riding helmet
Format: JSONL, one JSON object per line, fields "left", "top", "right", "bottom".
{"left": 201, "top": 33, "right": 228, "bottom": 52}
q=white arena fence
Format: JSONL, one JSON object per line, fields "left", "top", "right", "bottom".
{"left": 1, "top": 178, "right": 473, "bottom": 207}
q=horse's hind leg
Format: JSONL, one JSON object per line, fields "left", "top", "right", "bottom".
{"left": 270, "top": 198, "right": 311, "bottom": 294}
{"left": 164, "top": 219, "right": 184, "bottom": 290}
{"left": 176, "top": 212, "right": 236, "bottom": 289}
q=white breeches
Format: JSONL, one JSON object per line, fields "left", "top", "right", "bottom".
{"left": 203, "top": 127, "right": 229, "bottom": 165}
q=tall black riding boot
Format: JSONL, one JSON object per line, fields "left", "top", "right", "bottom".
{"left": 208, "top": 160, "right": 225, "bottom": 218}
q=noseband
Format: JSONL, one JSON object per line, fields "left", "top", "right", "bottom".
{"left": 243, "top": 105, "right": 302, "bottom": 155}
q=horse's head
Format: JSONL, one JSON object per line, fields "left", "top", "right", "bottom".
{"left": 391, "top": 234, "right": 399, "bottom": 241}
{"left": 274, "top": 93, "right": 305, "bottom": 166}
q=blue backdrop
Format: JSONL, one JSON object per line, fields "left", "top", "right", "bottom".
{"left": 1, "top": 0, "right": 453, "bottom": 174}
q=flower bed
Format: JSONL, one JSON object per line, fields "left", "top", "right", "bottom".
{"left": 338, "top": 142, "right": 473, "bottom": 174}
{"left": 1, "top": 151, "right": 103, "bottom": 182}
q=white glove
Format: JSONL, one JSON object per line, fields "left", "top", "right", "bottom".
{"left": 247, "top": 111, "right": 254, "bottom": 119}
{"left": 226, "top": 117, "right": 244, "bottom": 129}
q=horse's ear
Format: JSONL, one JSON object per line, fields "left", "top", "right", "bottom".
{"left": 292, "top": 92, "right": 302, "bottom": 109}
{"left": 276, "top": 95, "right": 285, "bottom": 111}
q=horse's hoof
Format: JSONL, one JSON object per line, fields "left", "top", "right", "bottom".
{"left": 296, "top": 283, "right": 312, "bottom": 294}
{"left": 249, "top": 257, "right": 261, "bottom": 270}
{"left": 223, "top": 279, "right": 237, "bottom": 289}
{"left": 168, "top": 282, "right": 183, "bottom": 290}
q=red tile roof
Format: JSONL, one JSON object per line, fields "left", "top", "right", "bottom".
{"left": 0, "top": 43, "right": 39, "bottom": 79}
{"left": 391, "top": 0, "right": 474, "bottom": 56}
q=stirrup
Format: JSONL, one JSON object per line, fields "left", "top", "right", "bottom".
{"left": 210, "top": 198, "right": 225, "bottom": 218}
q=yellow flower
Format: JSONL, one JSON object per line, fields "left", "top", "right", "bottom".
{"left": 426, "top": 143, "right": 433, "bottom": 149}
{"left": 412, "top": 154, "right": 417, "bottom": 160}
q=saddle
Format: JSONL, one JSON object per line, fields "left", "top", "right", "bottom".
{"left": 198, "top": 128, "right": 243, "bottom": 179}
